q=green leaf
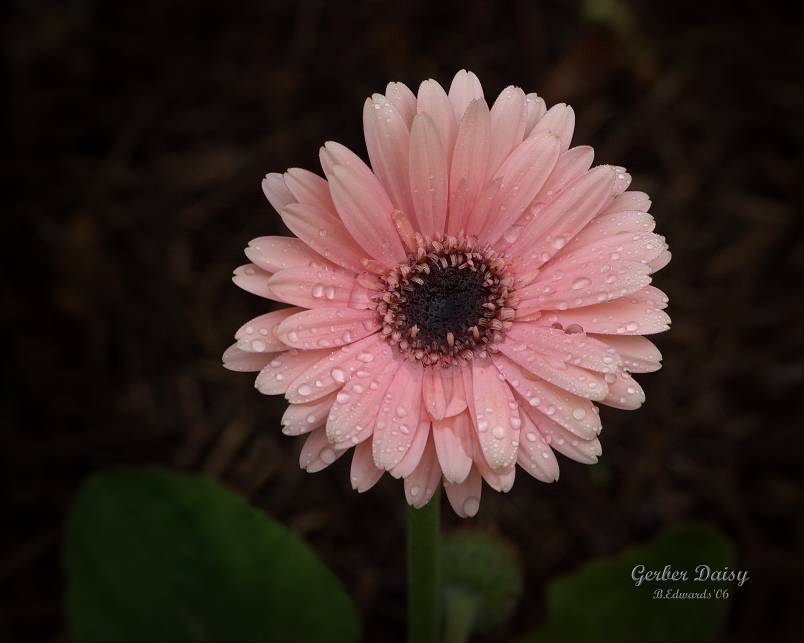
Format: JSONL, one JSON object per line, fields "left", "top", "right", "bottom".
{"left": 65, "top": 467, "right": 361, "bottom": 643}
{"left": 520, "top": 524, "right": 736, "bottom": 643}
{"left": 441, "top": 529, "right": 523, "bottom": 639}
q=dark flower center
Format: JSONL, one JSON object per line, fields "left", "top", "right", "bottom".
{"left": 404, "top": 265, "right": 487, "bottom": 347}
{"left": 374, "top": 236, "right": 517, "bottom": 367}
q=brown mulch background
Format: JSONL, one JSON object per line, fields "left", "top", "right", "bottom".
{"left": 5, "top": 1, "right": 802, "bottom": 641}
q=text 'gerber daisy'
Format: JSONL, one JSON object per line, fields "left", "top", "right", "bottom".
{"left": 223, "top": 70, "right": 671, "bottom": 517}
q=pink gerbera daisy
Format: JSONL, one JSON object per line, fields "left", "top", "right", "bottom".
{"left": 224, "top": 70, "right": 670, "bottom": 517}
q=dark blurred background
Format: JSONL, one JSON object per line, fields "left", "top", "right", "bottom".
{"left": 5, "top": 0, "right": 803, "bottom": 641}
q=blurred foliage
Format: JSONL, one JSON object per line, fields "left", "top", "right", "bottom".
{"left": 64, "top": 468, "right": 361, "bottom": 643}
{"left": 520, "top": 525, "right": 735, "bottom": 643}
{"left": 441, "top": 529, "right": 523, "bottom": 640}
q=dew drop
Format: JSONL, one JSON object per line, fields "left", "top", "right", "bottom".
{"left": 572, "top": 277, "right": 590, "bottom": 290}
{"left": 572, "top": 408, "right": 587, "bottom": 420}
{"left": 463, "top": 497, "right": 480, "bottom": 517}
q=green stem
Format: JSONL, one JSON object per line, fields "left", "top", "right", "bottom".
{"left": 442, "top": 590, "right": 477, "bottom": 643}
{"left": 407, "top": 486, "right": 441, "bottom": 643}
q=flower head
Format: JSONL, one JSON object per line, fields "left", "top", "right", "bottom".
{"left": 224, "top": 70, "right": 670, "bottom": 517}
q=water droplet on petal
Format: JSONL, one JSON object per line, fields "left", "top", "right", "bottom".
{"left": 572, "top": 277, "right": 590, "bottom": 290}
{"left": 463, "top": 496, "right": 480, "bottom": 517}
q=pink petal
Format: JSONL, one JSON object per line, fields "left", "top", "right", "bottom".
{"left": 448, "top": 69, "right": 484, "bottom": 120}
{"left": 447, "top": 99, "right": 491, "bottom": 235}
{"left": 275, "top": 307, "right": 379, "bottom": 350}
{"left": 516, "top": 261, "right": 652, "bottom": 316}
{"left": 235, "top": 307, "right": 301, "bottom": 353}
{"left": 299, "top": 428, "right": 346, "bottom": 473}
{"left": 510, "top": 165, "right": 616, "bottom": 267}
{"left": 284, "top": 168, "right": 336, "bottom": 213}
{"left": 319, "top": 141, "right": 376, "bottom": 182}
{"left": 409, "top": 113, "right": 449, "bottom": 238}
{"left": 390, "top": 413, "right": 431, "bottom": 478}
{"left": 280, "top": 202, "right": 369, "bottom": 274}
{"left": 417, "top": 79, "right": 458, "bottom": 162}
{"left": 517, "top": 411, "right": 559, "bottom": 482}
{"left": 404, "top": 433, "right": 441, "bottom": 508}
{"left": 433, "top": 412, "right": 473, "bottom": 484}
{"left": 629, "top": 285, "right": 670, "bottom": 309}
{"left": 605, "top": 190, "right": 652, "bottom": 214}
{"left": 222, "top": 343, "right": 277, "bottom": 372}
{"left": 475, "top": 458, "right": 516, "bottom": 493}
{"left": 385, "top": 81, "right": 417, "bottom": 127}
{"left": 285, "top": 333, "right": 388, "bottom": 403}
{"left": 261, "top": 172, "right": 295, "bottom": 212}
{"left": 363, "top": 94, "right": 414, "bottom": 216}
{"left": 528, "top": 103, "right": 575, "bottom": 151}
{"left": 542, "top": 300, "right": 670, "bottom": 336}
{"left": 507, "top": 323, "right": 622, "bottom": 373}
{"left": 326, "top": 344, "right": 401, "bottom": 447}
{"left": 649, "top": 250, "right": 672, "bottom": 273}
{"left": 488, "top": 86, "right": 527, "bottom": 174}
{"left": 555, "top": 231, "right": 667, "bottom": 270}
{"left": 281, "top": 392, "right": 337, "bottom": 436}
{"left": 610, "top": 167, "right": 632, "bottom": 198}
{"left": 492, "top": 354, "right": 601, "bottom": 440}
{"left": 351, "top": 439, "right": 384, "bottom": 492}
{"left": 467, "top": 421, "right": 516, "bottom": 492}
{"left": 255, "top": 349, "right": 332, "bottom": 395}
{"left": 470, "top": 358, "right": 521, "bottom": 471}
{"left": 523, "top": 93, "right": 547, "bottom": 135}
{"left": 601, "top": 369, "right": 645, "bottom": 410}
{"left": 501, "top": 147, "right": 596, "bottom": 265}
{"left": 593, "top": 334, "right": 662, "bottom": 373}
{"left": 373, "top": 360, "right": 424, "bottom": 470}
{"left": 464, "top": 177, "right": 502, "bottom": 236}
{"left": 498, "top": 338, "right": 608, "bottom": 401}
{"left": 233, "top": 264, "right": 274, "bottom": 299}
{"left": 444, "top": 467, "right": 482, "bottom": 518}
{"left": 329, "top": 164, "right": 407, "bottom": 266}
{"left": 572, "top": 210, "right": 655, "bottom": 247}
{"left": 480, "top": 132, "right": 561, "bottom": 245}
{"left": 520, "top": 400, "right": 601, "bottom": 464}
{"left": 533, "top": 145, "right": 595, "bottom": 207}
{"left": 245, "top": 237, "right": 332, "bottom": 273}
{"left": 267, "top": 265, "right": 372, "bottom": 309}
{"left": 422, "top": 366, "right": 468, "bottom": 420}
